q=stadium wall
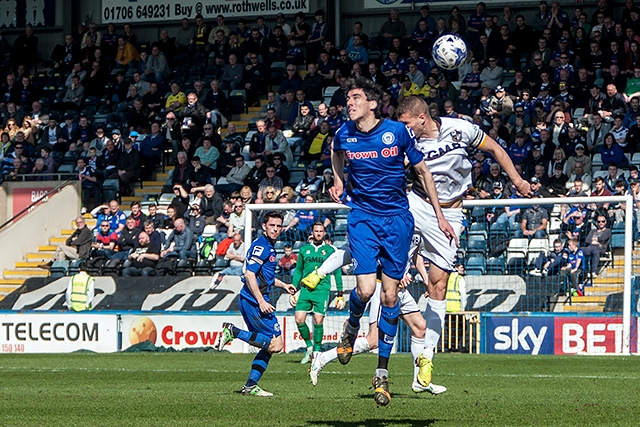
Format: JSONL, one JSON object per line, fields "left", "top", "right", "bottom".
{"left": 0, "top": 182, "right": 81, "bottom": 275}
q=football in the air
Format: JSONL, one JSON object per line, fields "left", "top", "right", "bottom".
{"left": 431, "top": 34, "right": 468, "bottom": 70}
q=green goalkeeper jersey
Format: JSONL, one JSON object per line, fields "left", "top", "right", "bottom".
{"left": 291, "top": 242, "right": 343, "bottom": 292}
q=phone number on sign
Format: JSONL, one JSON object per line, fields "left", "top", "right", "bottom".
{"left": 103, "top": 4, "right": 171, "bottom": 21}
{"left": 1, "top": 344, "right": 25, "bottom": 353}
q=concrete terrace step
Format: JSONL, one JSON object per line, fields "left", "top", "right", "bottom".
{"left": 26, "top": 253, "right": 51, "bottom": 261}
{"left": 50, "top": 237, "right": 67, "bottom": 244}
{"left": 4, "top": 269, "right": 49, "bottom": 279}
{"left": 0, "top": 278, "right": 25, "bottom": 286}
{"left": 570, "top": 295, "right": 607, "bottom": 304}
{"left": 587, "top": 285, "right": 623, "bottom": 294}
{"left": 563, "top": 303, "right": 604, "bottom": 312}
{"left": 143, "top": 180, "right": 166, "bottom": 187}
{"left": 15, "top": 262, "right": 44, "bottom": 269}
{"left": 39, "top": 245, "right": 59, "bottom": 252}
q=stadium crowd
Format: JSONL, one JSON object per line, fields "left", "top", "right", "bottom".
{"left": 0, "top": 1, "right": 634, "bottom": 278}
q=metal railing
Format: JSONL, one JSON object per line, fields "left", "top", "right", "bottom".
{"left": 0, "top": 177, "right": 77, "bottom": 232}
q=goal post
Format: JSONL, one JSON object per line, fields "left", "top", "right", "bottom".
{"left": 463, "top": 195, "right": 635, "bottom": 355}
{"left": 244, "top": 196, "right": 637, "bottom": 355}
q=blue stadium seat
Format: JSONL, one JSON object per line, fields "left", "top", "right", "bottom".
{"left": 467, "top": 237, "right": 487, "bottom": 256}
{"left": 487, "top": 258, "right": 506, "bottom": 275}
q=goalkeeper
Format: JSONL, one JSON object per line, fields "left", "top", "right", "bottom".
{"left": 291, "top": 222, "right": 344, "bottom": 364}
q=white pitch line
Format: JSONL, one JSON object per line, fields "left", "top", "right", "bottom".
{"left": 0, "top": 367, "right": 636, "bottom": 380}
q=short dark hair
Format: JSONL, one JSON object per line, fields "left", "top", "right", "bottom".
{"left": 262, "top": 210, "right": 284, "bottom": 224}
{"left": 345, "top": 76, "right": 383, "bottom": 119}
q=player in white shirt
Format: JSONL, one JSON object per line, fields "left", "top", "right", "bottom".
{"left": 309, "top": 260, "right": 447, "bottom": 395}
{"left": 305, "top": 96, "right": 531, "bottom": 390}
{"left": 396, "top": 95, "right": 531, "bottom": 389}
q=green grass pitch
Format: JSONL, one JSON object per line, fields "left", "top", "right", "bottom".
{"left": 1, "top": 352, "right": 639, "bottom": 426}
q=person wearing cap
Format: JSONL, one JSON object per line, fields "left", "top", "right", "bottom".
{"left": 531, "top": 1, "right": 552, "bottom": 32}
{"left": 488, "top": 85, "right": 513, "bottom": 121}
{"left": 548, "top": 162, "right": 569, "bottom": 195}
{"left": 485, "top": 181, "right": 507, "bottom": 224}
{"left": 295, "top": 165, "right": 322, "bottom": 194}
{"left": 315, "top": 168, "right": 334, "bottom": 202}
{"left": 567, "top": 143, "right": 591, "bottom": 175}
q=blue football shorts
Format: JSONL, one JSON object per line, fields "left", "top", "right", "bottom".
{"left": 238, "top": 294, "right": 282, "bottom": 338}
{"left": 347, "top": 209, "right": 414, "bottom": 280}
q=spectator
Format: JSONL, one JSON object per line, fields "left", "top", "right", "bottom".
{"left": 375, "top": 9, "right": 406, "bottom": 51}
{"left": 567, "top": 161, "right": 592, "bottom": 193}
{"left": 516, "top": 204, "right": 549, "bottom": 239}
{"left": 561, "top": 238, "right": 585, "bottom": 295}
{"left": 581, "top": 214, "right": 612, "bottom": 278}
{"left": 530, "top": 238, "right": 566, "bottom": 277}
{"left": 214, "top": 233, "right": 246, "bottom": 280}
{"left": 140, "top": 122, "right": 165, "bottom": 180}
{"left": 111, "top": 216, "right": 141, "bottom": 260}
{"left": 91, "top": 220, "right": 118, "bottom": 259}
{"left": 566, "top": 143, "right": 592, "bottom": 175}
{"left": 244, "top": 155, "right": 267, "bottom": 193}
{"left": 228, "top": 200, "right": 248, "bottom": 235}
{"left": 480, "top": 57, "right": 504, "bottom": 90}
{"left": 77, "top": 157, "right": 100, "bottom": 210}
{"left": 108, "top": 134, "right": 141, "bottom": 196}
{"left": 277, "top": 243, "right": 297, "bottom": 281}
{"left": 562, "top": 210, "right": 590, "bottom": 247}
{"left": 601, "top": 133, "right": 629, "bottom": 169}
{"left": 38, "top": 217, "right": 92, "bottom": 269}
{"left": 264, "top": 125, "right": 293, "bottom": 168}
{"left": 256, "top": 166, "right": 284, "bottom": 202}
{"left": 186, "top": 203, "right": 206, "bottom": 237}
{"left": 144, "top": 45, "right": 170, "bottom": 84}
{"left": 115, "top": 36, "right": 139, "bottom": 69}
{"left": 122, "top": 232, "right": 160, "bottom": 277}
{"left": 165, "top": 82, "right": 187, "bottom": 113}
{"left": 146, "top": 204, "right": 166, "bottom": 230}
{"left": 217, "top": 154, "right": 250, "bottom": 196}
{"left": 300, "top": 120, "right": 331, "bottom": 165}
{"left": 161, "top": 218, "right": 196, "bottom": 260}
{"left": 220, "top": 53, "right": 243, "bottom": 91}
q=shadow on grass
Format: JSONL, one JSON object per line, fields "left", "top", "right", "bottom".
{"left": 307, "top": 418, "right": 438, "bottom": 427}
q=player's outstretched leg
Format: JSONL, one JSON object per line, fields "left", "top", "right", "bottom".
{"left": 337, "top": 288, "right": 366, "bottom": 364}
{"left": 310, "top": 337, "right": 370, "bottom": 385}
{"left": 216, "top": 322, "right": 235, "bottom": 351}
{"left": 217, "top": 323, "right": 272, "bottom": 351}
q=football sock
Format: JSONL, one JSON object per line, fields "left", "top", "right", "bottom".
{"left": 246, "top": 349, "right": 272, "bottom": 388}
{"left": 353, "top": 337, "right": 370, "bottom": 355}
{"left": 322, "top": 348, "right": 338, "bottom": 364}
{"left": 377, "top": 301, "right": 400, "bottom": 370}
{"left": 317, "top": 248, "right": 349, "bottom": 277}
{"left": 235, "top": 327, "right": 272, "bottom": 350}
{"left": 297, "top": 322, "right": 313, "bottom": 349}
{"left": 348, "top": 288, "right": 366, "bottom": 329}
{"left": 375, "top": 368, "right": 389, "bottom": 379}
{"left": 313, "top": 323, "right": 324, "bottom": 352}
{"left": 411, "top": 335, "right": 424, "bottom": 383}
{"left": 423, "top": 298, "right": 446, "bottom": 360}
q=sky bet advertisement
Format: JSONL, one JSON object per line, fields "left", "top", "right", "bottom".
{"left": 485, "top": 315, "right": 638, "bottom": 355}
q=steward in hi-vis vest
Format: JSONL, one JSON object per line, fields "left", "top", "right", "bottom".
{"left": 66, "top": 264, "right": 95, "bottom": 311}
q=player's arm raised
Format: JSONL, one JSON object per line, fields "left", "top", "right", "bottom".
{"left": 413, "top": 160, "right": 459, "bottom": 246}
{"left": 244, "top": 270, "right": 275, "bottom": 314}
{"left": 330, "top": 145, "right": 345, "bottom": 203}
{"left": 481, "top": 136, "right": 533, "bottom": 197}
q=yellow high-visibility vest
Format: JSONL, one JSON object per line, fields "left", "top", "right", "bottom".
{"left": 446, "top": 272, "right": 462, "bottom": 313}
{"left": 70, "top": 272, "right": 92, "bottom": 312}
